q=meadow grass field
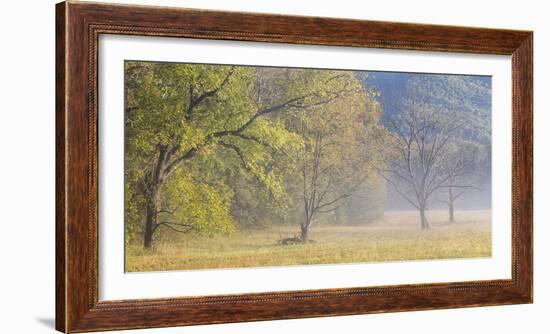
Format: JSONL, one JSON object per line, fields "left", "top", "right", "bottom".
{"left": 125, "top": 210, "right": 491, "bottom": 272}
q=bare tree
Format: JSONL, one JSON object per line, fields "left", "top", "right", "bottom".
{"left": 292, "top": 88, "right": 381, "bottom": 242}
{"left": 298, "top": 131, "right": 370, "bottom": 241}
{"left": 382, "top": 100, "right": 468, "bottom": 229}
{"left": 437, "top": 141, "right": 484, "bottom": 222}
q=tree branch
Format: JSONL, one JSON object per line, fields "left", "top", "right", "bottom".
{"left": 316, "top": 193, "right": 353, "bottom": 211}
{"left": 187, "top": 66, "right": 236, "bottom": 120}
{"left": 161, "top": 83, "right": 357, "bottom": 183}
{"left": 153, "top": 221, "right": 195, "bottom": 234}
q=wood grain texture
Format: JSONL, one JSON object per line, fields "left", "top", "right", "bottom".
{"left": 55, "top": 1, "right": 533, "bottom": 332}
{"left": 55, "top": 2, "right": 67, "bottom": 332}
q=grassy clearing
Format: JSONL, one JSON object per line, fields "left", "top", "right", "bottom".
{"left": 125, "top": 210, "right": 491, "bottom": 272}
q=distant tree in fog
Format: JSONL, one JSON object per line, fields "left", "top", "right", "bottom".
{"left": 381, "top": 74, "right": 490, "bottom": 229}
{"left": 437, "top": 141, "right": 485, "bottom": 222}
{"left": 382, "top": 97, "right": 471, "bottom": 229}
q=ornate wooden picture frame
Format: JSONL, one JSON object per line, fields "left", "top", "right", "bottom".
{"left": 56, "top": 1, "right": 532, "bottom": 332}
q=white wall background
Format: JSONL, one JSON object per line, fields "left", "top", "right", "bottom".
{"left": 0, "top": 0, "right": 546, "bottom": 333}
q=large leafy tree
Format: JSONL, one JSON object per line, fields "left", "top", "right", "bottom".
{"left": 125, "top": 62, "right": 366, "bottom": 248}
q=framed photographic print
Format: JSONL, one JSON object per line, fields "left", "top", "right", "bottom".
{"left": 56, "top": 1, "right": 533, "bottom": 332}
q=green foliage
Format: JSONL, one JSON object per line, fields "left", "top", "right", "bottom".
{"left": 162, "top": 169, "right": 235, "bottom": 236}
{"left": 124, "top": 178, "right": 144, "bottom": 246}
{"left": 125, "top": 62, "right": 256, "bottom": 157}
{"left": 125, "top": 61, "right": 258, "bottom": 242}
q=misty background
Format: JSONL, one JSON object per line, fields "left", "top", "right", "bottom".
{"left": 362, "top": 71, "right": 492, "bottom": 211}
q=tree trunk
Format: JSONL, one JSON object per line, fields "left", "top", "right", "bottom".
{"left": 143, "top": 185, "right": 160, "bottom": 249}
{"left": 448, "top": 188, "right": 455, "bottom": 223}
{"left": 143, "top": 146, "right": 168, "bottom": 249}
{"left": 300, "top": 224, "right": 309, "bottom": 242}
{"left": 300, "top": 212, "right": 315, "bottom": 242}
{"left": 419, "top": 205, "right": 430, "bottom": 230}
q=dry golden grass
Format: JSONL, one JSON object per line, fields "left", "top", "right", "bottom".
{"left": 125, "top": 210, "right": 491, "bottom": 272}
